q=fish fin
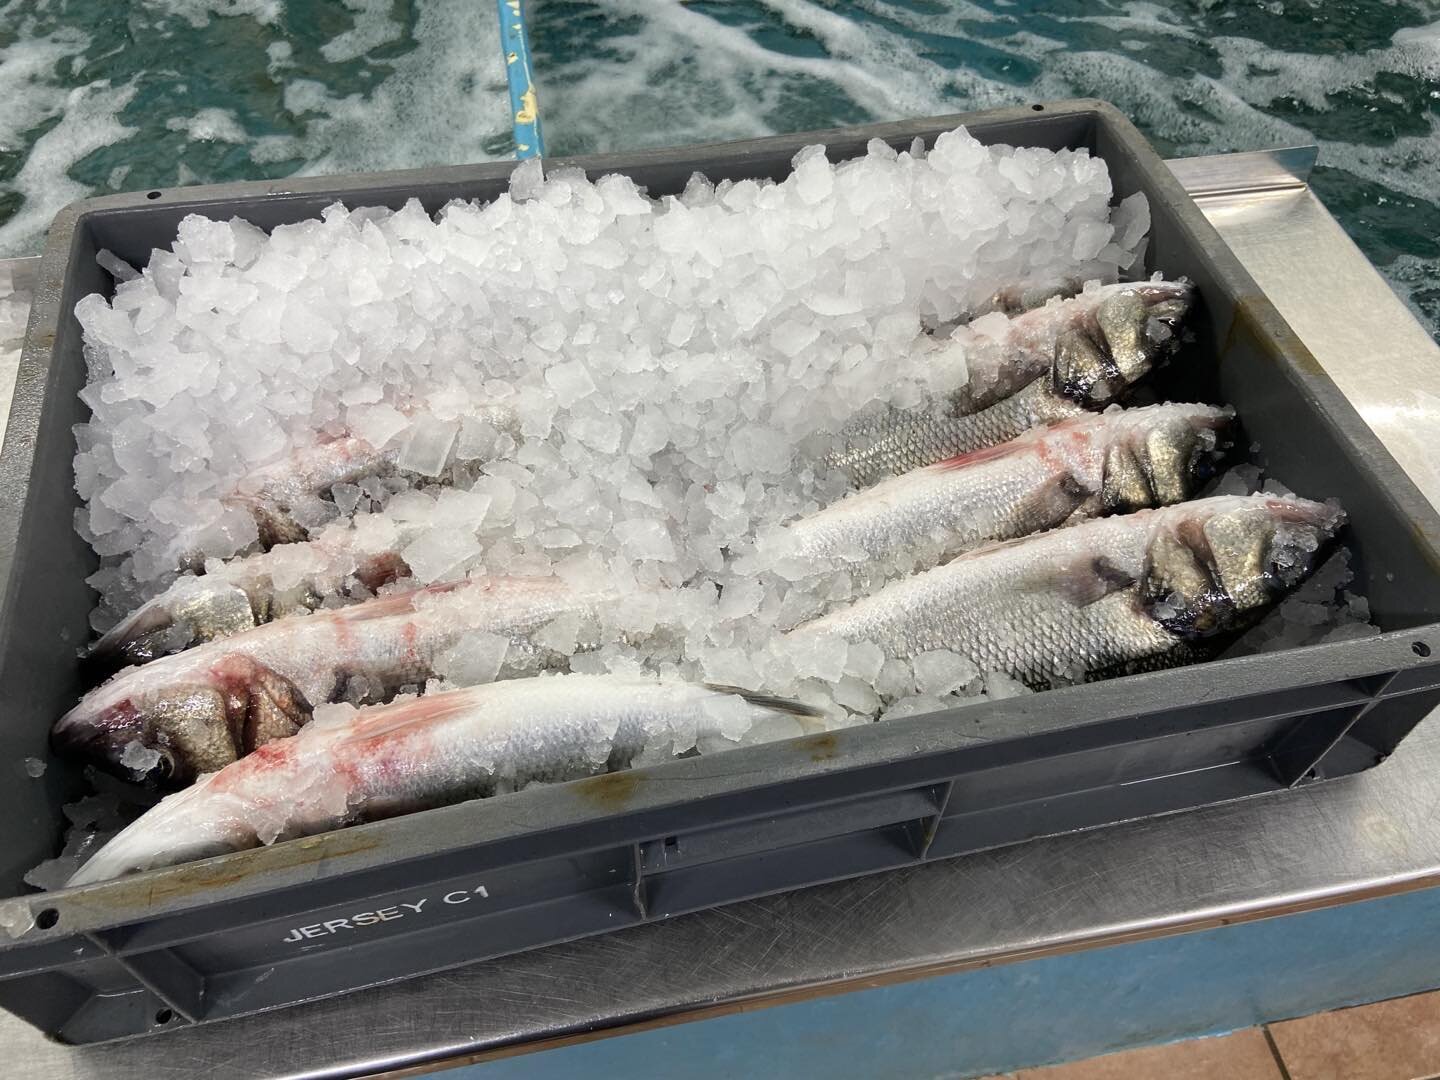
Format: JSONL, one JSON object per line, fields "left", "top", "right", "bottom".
{"left": 931, "top": 438, "right": 1030, "bottom": 472}
{"left": 324, "top": 584, "right": 449, "bottom": 623}
{"left": 355, "top": 550, "right": 411, "bottom": 590}
{"left": 225, "top": 495, "right": 310, "bottom": 548}
{"left": 702, "top": 683, "right": 827, "bottom": 719}
{"left": 1034, "top": 555, "right": 1137, "bottom": 607}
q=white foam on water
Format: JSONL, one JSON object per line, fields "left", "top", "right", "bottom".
{"left": 164, "top": 107, "right": 249, "bottom": 144}
{"left": 319, "top": 0, "right": 404, "bottom": 64}
{"left": 248, "top": 0, "right": 511, "bottom": 176}
{"left": 0, "top": 79, "right": 138, "bottom": 256}
{"left": 138, "top": 0, "right": 284, "bottom": 29}
{"left": 0, "top": 26, "right": 123, "bottom": 256}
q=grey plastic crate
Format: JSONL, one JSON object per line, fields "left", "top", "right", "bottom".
{"left": 0, "top": 100, "right": 1437, "bottom": 1045}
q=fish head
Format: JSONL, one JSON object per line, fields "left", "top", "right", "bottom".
{"left": 87, "top": 580, "right": 259, "bottom": 672}
{"left": 1053, "top": 282, "right": 1195, "bottom": 406}
{"left": 1141, "top": 495, "right": 1344, "bottom": 638}
{"left": 52, "top": 654, "right": 311, "bottom": 787}
{"left": 1101, "top": 405, "right": 1235, "bottom": 513}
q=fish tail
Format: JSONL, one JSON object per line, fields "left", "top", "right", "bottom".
{"left": 702, "top": 683, "right": 827, "bottom": 719}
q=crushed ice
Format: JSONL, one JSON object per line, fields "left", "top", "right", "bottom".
{"left": 67, "top": 125, "right": 1377, "bottom": 754}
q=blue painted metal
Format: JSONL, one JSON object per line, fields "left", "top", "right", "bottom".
{"left": 438, "top": 884, "right": 1440, "bottom": 1079}
{"left": 496, "top": 0, "right": 543, "bottom": 159}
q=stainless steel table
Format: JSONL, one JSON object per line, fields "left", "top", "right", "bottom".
{"left": 5, "top": 147, "right": 1440, "bottom": 1079}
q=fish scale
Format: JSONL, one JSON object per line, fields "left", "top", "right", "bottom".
{"left": 782, "top": 402, "right": 1233, "bottom": 573}
{"left": 824, "top": 280, "right": 1194, "bottom": 487}
{"left": 786, "top": 494, "right": 1343, "bottom": 690}
{"left": 824, "top": 379, "right": 1087, "bottom": 488}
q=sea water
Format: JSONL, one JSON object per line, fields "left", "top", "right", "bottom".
{"left": 0, "top": 0, "right": 1436, "bottom": 337}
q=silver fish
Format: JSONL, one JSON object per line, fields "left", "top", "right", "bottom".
{"left": 967, "top": 276, "right": 1085, "bottom": 320}
{"left": 778, "top": 403, "right": 1233, "bottom": 571}
{"left": 65, "top": 676, "right": 826, "bottom": 885}
{"left": 825, "top": 281, "right": 1194, "bottom": 487}
{"left": 90, "top": 490, "right": 494, "bottom": 668}
{"left": 54, "top": 576, "right": 614, "bottom": 786}
{"left": 230, "top": 406, "right": 518, "bottom": 547}
{"left": 228, "top": 435, "right": 395, "bottom": 548}
{"left": 786, "top": 495, "right": 1343, "bottom": 690}
{"left": 91, "top": 536, "right": 405, "bottom": 671}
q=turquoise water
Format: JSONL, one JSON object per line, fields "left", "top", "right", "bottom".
{"left": 2, "top": 0, "right": 1437, "bottom": 337}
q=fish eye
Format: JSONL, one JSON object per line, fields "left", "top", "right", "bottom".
{"left": 151, "top": 751, "right": 175, "bottom": 781}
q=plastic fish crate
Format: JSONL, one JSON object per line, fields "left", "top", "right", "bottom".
{"left": 0, "top": 100, "right": 1437, "bottom": 1044}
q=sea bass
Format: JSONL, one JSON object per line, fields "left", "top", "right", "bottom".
{"left": 65, "top": 676, "right": 826, "bottom": 885}
{"left": 776, "top": 403, "right": 1233, "bottom": 572}
{"left": 229, "top": 434, "right": 396, "bottom": 548}
{"left": 91, "top": 489, "right": 493, "bottom": 669}
{"left": 786, "top": 495, "right": 1342, "bottom": 689}
{"left": 826, "top": 280, "right": 1193, "bottom": 487}
{"left": 230, "top": 406, "right": 517, "bottom": 547}
{"left": 968, "top": 277, "right": 1084, "bottom": 320}
{"left": 54, "top": 576, "right": 614, "bottom": 786}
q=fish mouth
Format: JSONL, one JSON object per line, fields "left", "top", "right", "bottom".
{"left": 51, "top": 700, "right": 177, "bottom": 784}
{"left": 84, "top": 605, "right": 176, "bottom": 676}
{"left": 53, "top": 657, "right": 313, "bottom": 787}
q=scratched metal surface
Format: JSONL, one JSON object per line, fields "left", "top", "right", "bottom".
{"left": 8, "top": 150, "right": 1440, "bottom": 1078}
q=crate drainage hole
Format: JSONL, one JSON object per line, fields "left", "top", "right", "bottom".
{"left": 146, "top": 191, "right": 161, "bottom": 200}
{"left": 34, "top": 908, "right": 58, "bottom": 930}
{"left": 154, "top": 1008, "right": 174, "bottom": 1025}
{"left": 1031, "top": 104, "right": 1044, "bottom": 111}
{"left": 1415, "top": 642, "right": 1432, "bottom": 658}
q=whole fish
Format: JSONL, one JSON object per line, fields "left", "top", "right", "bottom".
{"left": 230, "top": 405, "right": 518, "bottom": 547}
{"left": 65, "top": 676, "right": 826, "bottom": 885}
{"left": 826, "top": 280, "right": 1193, "bottom": 487}
{"left": 963, "top": 275, "right": 1085, "bottom": 321}
{"left": 776, "top": 403, "right": 1233, "bottom": 571}
{"left": 54, "top": 575, "right": 614, "bottom": 786}
{"left": 90, "top": 489, "right": 493, "bottom": 669}
{"left": 786, "top": 495, "right": 1343, "bottom": 689}
{"left": 228, "top": 435, "right": 394, "bottom": 548}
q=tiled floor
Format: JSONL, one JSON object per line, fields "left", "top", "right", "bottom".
{"left": 979, "top": 986, "right": 1440, "bottom": 1080}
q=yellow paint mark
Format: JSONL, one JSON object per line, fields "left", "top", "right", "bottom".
{"left": 797, "top": 732, "right": 838, "bottom": 762}
{"left": 517, "top": 143, "right": 531, "bottom": 152}
{"left": 515, "top": 85, "right": 538, "bottom": 125}
{"left": 574, "top": 770, "right": 641, "bottom": 809}
{"left": 507, "top": 51, "right": 518, "bottom": 64}
{"left": 69, "top": 830, "right": 383, "bottom": 909}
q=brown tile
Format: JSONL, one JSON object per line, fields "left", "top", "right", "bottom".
{"left": 1268, "top": 988, "right": 1440, "bottom": 1080}
{"left": 1012, "top": 1027, "right": 1283, "bottom": 1080}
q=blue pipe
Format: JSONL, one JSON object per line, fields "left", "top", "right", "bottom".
{"left": 497, "top": 0, "right": 544, "bottom": 159}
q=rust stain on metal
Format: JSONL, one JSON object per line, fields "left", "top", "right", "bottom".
{"left": 574, "top": 770, "right": 641, "bottom": 810}
{"left": 75, "top": 830, "right": 382, "bottom": 910}
{"left": 798, "top": 732, "right": 838, "bottom": 761}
